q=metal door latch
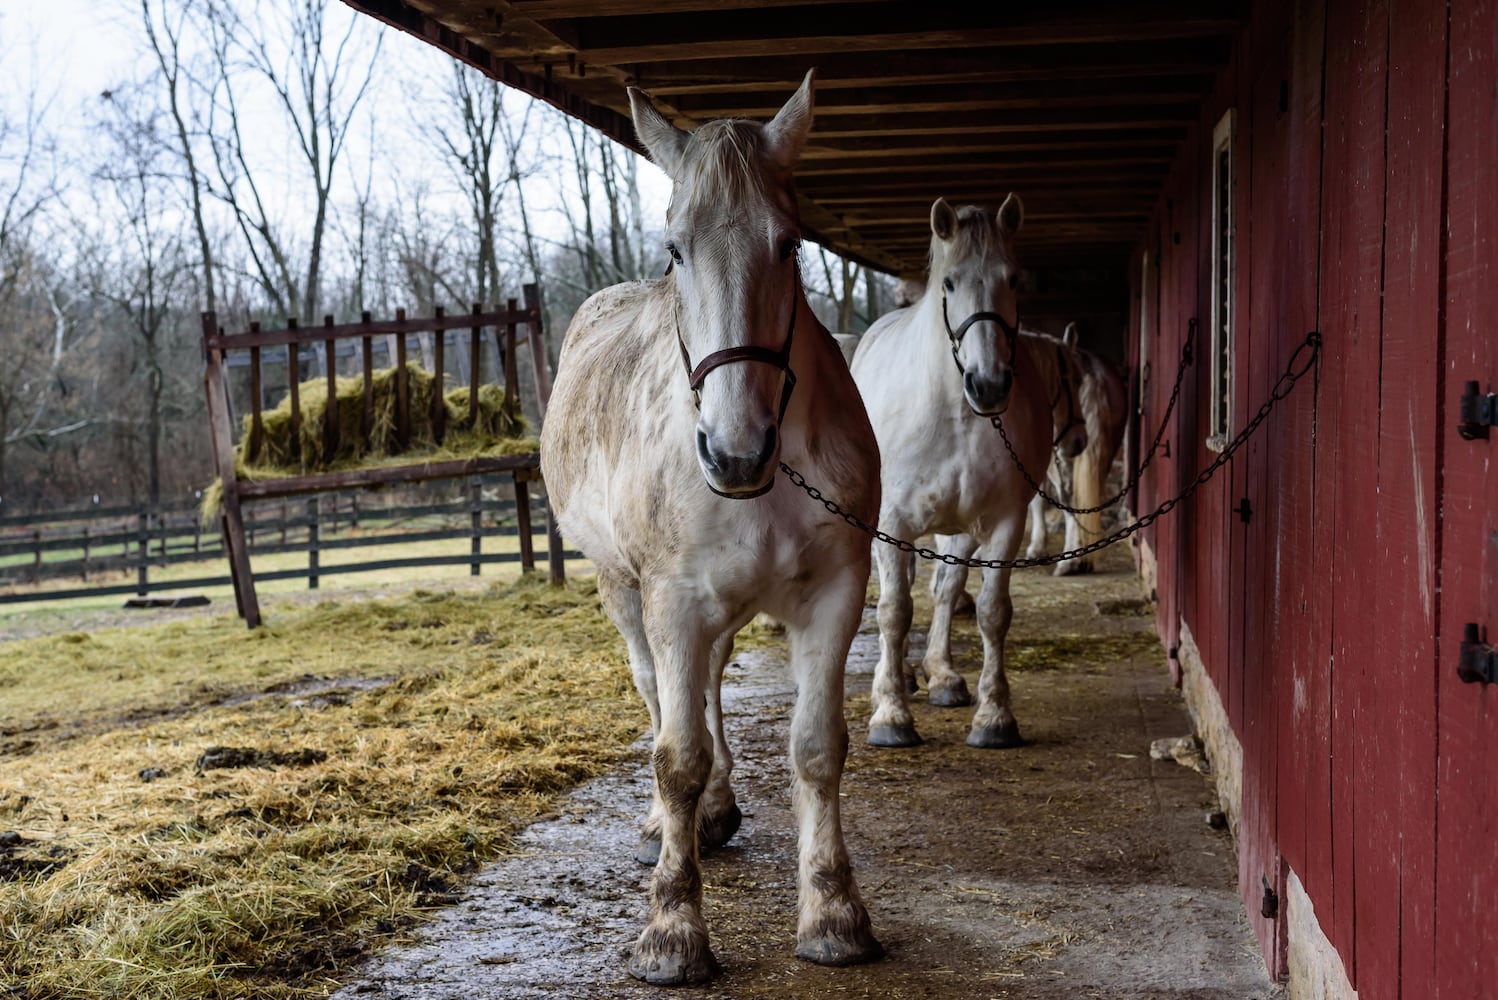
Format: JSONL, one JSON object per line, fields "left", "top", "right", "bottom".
{"left": 1458, "top": 381, "right": 1496, "bottom": 440}
{"left": 1458, "top": 624, "right": 1497, "bottom": 684}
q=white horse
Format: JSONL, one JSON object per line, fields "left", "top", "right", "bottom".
{"left": 539, "top": 70, "right": 883, "bottom": 984}
{"left": 850, "top": 196, "right": 1079, "bottom": 749}
{"left": 1024, "top": 329, "right": 1130, "bottom": 574}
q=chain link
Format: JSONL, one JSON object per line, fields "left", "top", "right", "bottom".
{"left": 780, "top": 331, "right": 1321, "bottom": 570}
{"left": 1004, "top": 318, "right": 1197, "bottom": 515}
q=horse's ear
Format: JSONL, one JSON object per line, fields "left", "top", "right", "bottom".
{"left": 997, "top": 192, "right": 1025, "bottom": 237}
{"left": 764, "top": 68, "right": 815, "bottom": 174}
{"left": 930, "top": 198, "right": 958, "bottom": 242}
{"left": 1063, "top": 322, "right": 1079, "bottom": 348}
{"left": 629, "top": 87, "right": 689, "bottom": 180}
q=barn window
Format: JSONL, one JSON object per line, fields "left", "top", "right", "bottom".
{"left": 1207, "top": 109, "right": 1235, "bottom": 452}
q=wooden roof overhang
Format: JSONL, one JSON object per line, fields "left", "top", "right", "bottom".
{"left": 344, "top": 0, "right": 1245, "bottom": 315}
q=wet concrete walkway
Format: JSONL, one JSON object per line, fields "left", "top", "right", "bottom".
{"left": 331, "top": 557, "right": 1281, "bottom": 1000}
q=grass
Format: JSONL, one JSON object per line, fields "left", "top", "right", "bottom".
{"left": 0, "top": 573, "right": 643, "bottom": 999}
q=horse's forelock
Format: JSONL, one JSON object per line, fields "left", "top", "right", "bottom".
{"left": 927, "top": 204, "right": 1017, "bottom": 278}
{"left": 681, "top": 120, "right": 780, "bottom": 210}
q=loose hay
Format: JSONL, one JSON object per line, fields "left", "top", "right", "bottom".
{"left": 0, "top": 575, "right": 644, "bottom": 999}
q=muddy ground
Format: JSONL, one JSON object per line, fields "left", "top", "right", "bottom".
{"left": 329, "top": 543, "right": 1281, "bottom": 1000}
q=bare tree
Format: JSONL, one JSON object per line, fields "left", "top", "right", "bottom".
{"left": 0, "top": 62, "right": 67, "bottom": 498}
{"left": 203, "top": 0, "right": 383, "bottom": 322}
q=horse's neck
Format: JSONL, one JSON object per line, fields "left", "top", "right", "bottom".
{"left": 1019, "top": 333, "right": 1060, "bottom": 403}
{"left": 909, "top": 293, "right": 966, "bottom": 399}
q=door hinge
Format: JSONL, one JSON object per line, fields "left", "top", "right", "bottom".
{"left": 1458, "top": 624, "right": 1497, "bottom": 684}
{"left": 1260, "top": 874, "right": 1279, "bottom": 920}
{"left": 1234, "top": 498, "right": 1253, "bottom": 524}
{"left": 1458, "top": 381, "right": 1496, "bottom": 440}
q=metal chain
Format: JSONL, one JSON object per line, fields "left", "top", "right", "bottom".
{"left": 1003, "top": 318, "right": 1198, "bottom": 515}
{"left": 780, "top": 331, "right": 1321, "bottom": 570}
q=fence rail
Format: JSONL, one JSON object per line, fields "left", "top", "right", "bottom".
{"left": 0, "top": 478, "right": 583, "bottom": 608}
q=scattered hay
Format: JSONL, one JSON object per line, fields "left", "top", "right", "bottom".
{"left": 0, "top": 574, "right": 644, "bottom": 999}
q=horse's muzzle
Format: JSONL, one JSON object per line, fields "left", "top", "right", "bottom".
{"left": 697, "top": 424, "right": 780, "bottom": 497}
{"left": 963, "top": 369, "right": 1013, "bottom": 416}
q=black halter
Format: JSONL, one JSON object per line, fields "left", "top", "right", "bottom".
{"left": 673, "top": 262, "right": 800, "bottom": 499}
{"left": 941, "top": 291, "right": 1020, "bottom": 378}
{"left": 1049, "top": 346, "right": 1087, "bottom": 450}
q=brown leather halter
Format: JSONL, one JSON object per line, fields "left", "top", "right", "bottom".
{"left": 673, "top": 263, "right": 800, "bottom": 426}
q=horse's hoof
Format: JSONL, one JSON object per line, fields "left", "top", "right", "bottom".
{"left": 953, "top": 589, "right": 977, "bottom": 617}
{"left": 628, "top": 931, "right": 720, "bottom": 985}
{"left": 796, "top": 927, "right": 885, "bottom": 967}
{"left": 867, "top": 724, "right": 922, "bottom": 748}
{"left": 634, "top": 834, "right": 662, "bottom": 866}
{"left": 926, "top": 678, "right": 972, "bottom": 708}
{"left": 966, "top": 720, "right": 1025, "bottom": 749}
{"left": 700, "top": 803, "right": 742, "bottom": 850}
{"left": 1053, "top": 559, "right": 1093, "bottom": 577}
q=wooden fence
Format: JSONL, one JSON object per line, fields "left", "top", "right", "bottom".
{"left": 0, "top": 478, "right": 582, "bottom": 607}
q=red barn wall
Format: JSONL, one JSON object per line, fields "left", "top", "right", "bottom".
{"left": 1127, "top": 0, "right": 1498, "bottom": 996}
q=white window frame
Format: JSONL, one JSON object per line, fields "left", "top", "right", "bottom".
{"left": 1207, "top": 108, "right": 1235, "bottom": 453}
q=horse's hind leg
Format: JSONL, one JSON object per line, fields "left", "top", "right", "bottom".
{"left": 967, "top": 521, "right": 1026, "bottom": 749}
{"left": 786, "top": 569, "right": 883, "bottom": 966}
{"left": 629, "top": 591, "right": 719, "bottom": 984}
{"left": 921, "top": 534, "right": 977, "bottom": 707}
{"left": 868, "top": 541, "right": 920, "bottom": 746}
{"left": 1025, "top": 492, "right": 1048, "bottom": 559}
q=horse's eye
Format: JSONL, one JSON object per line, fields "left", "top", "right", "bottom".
{"left": 779, "top": 237, "right": 800, "bottom": 261}
{"left": 942, "top": 277, "right": 955, "bottom": 292}
{"left": 1008, "top": 273, "right": 1019, "bottom": 290}
{"left": 666, "top": 243, "right": 683, "bottom": 265}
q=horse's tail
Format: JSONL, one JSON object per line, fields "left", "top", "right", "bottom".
{"left": 1072, "top": 351, "right": 1130, "bottom": 543}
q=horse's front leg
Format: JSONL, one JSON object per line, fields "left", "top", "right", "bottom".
{"left": 868, "top": 538, "right": 920, "bottom": 747}
{"left": 786, "top": 568, "right": 884, "bottom": 966}
{"left": 628, "top": 592, "right": 719, "bottom": 985}
{"left": 921, "top": 535, "right": 978, "bottom": 707}
{"left": 968, "top": 516, "right": 1025, "bottom": 749}
{"left": 700, "top": 630, "right": 742, "bottom": 850}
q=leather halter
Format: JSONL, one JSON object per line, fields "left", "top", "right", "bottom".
{"left": 1049, "top": 345, "right": 1087, "bottom": 450}
{"left": 941, "top": 291, "right": 1019, "bottom": 378}
{"left": 672, "top": 261, "right": 800, "bottom": 499}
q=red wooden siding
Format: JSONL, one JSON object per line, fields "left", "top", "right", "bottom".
{"left": 1128, "top": 0, "right": 1495, "bottom": 996}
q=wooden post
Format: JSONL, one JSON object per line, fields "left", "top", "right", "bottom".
{"left": 248, "top": 333, "right": 264, "bottom": 464}
{"left": 203, "top": 311, "right": 261, "bottom": 627}
{"left": 395, "top": 308, "right": 410, "bottom": 451}
{"left": 504, "top": 298, "right": 521, "bottom": 429}
{"left": 545, "top": 489, "right": 566, "bottom": 585}
{"left": 323, "top": 315, "right": 339, "bottom": 464}
{"left": 287, "top": 319, "right": 302, "bottom": 466}
{"left": 136, "top": 511, "right": 149, "bottom": 596}
{"left": 514, "top": 473, "right": 534, "bottom": 573}
{"left": 307, "top": 496, "right": 320, "bottom": 591}
{"left": 469, "top": 303, "right": 482, "bottom": 427}
{"left": 31, "top": 530, "right": 41, "bottom": 584}
{"left": 523, "top": 284, "right": 553, "bottom": 418}
{"left": 81, "top": 526, "right": 89, "bottom": 581}
{"left": 469, "top": 478, "right": 483, "bottom": 576}
{"left": 361, "top": 312, "right": 375, "bottom": 448}
{"left": 432, "top": 306, "right": 447, "bottom": 444}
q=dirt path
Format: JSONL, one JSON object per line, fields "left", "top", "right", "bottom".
{"left": 330, "top": 549, "right": 1281, "bottom": 1000}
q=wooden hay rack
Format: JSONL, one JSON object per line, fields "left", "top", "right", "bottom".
{"left": 202, "top": 284, "right": 561, "bottom": 628}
